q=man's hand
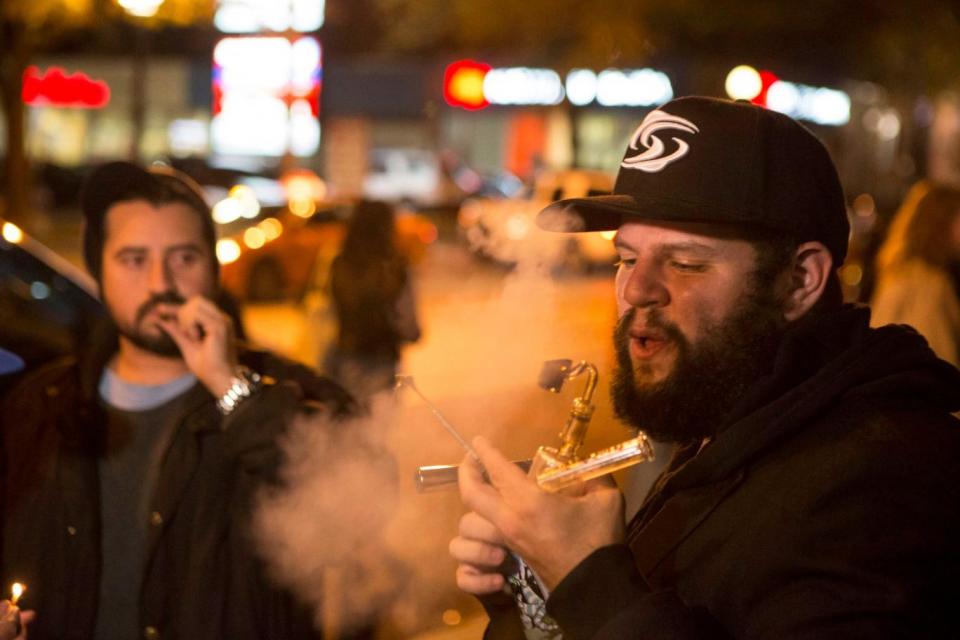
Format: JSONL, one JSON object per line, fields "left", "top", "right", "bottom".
{"left": 156, "top": 295, "right": 239, "bottom": 397}
{"left": 0, "top": 601, "right": 35, "bottom": 640}
{"left": 449, "top": 510, "right": 509, "bottom": 596}
{"left": 454, "top": 436, "right": 625, "bottom": 592}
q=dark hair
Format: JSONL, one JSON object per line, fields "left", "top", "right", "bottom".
{"left": 82, "top": 166, "right": 218, "bottom": 283}
{"left": 747, "top": 227, "right": 843, "bottom": 316}
{"left": 337, "top": 199, "right": 400, "bottom": 265}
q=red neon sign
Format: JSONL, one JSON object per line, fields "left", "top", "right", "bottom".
{"left": 443, "top": 59, "right": 490, "bottom": 111}
{"left": 752, "top": 70, "right": 779, "bottom": 107}
{"left": 22, "top": 66, "right": 110, "bottom": 109}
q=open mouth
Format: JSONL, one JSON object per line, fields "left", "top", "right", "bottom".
{"left": 629, "top": 331, "right": 670, "bottom": 359}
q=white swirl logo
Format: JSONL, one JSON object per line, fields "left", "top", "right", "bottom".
{"left": 621, "top": 110, "right": 699, "bottom": 173}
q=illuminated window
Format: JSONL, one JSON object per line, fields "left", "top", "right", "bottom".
{"left": 212, "top": 36, "right": 322, "bottom": 156}
{"left": 215, "top": 0, "right": 325, "bottom": 33}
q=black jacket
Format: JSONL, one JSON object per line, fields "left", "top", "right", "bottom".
{"left": 489, "top": 305, "right": 960, "bottom": 639}
{"left": 1, "top": 328, "right": 357, "bottom": 640}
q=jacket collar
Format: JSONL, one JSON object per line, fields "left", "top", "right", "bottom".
{"left": 72, "top": 319, "right": 223, "bottom": 438}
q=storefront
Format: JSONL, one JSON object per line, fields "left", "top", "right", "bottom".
{"left": 438, "top": 60, "right": 678, "bottom": 180}
{"left": 19, "top": 56, "right": 210, "bottom": 165}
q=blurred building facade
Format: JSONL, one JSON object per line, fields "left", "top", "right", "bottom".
{"left": 6, "top": 47, "right": 960, "bottom": 226}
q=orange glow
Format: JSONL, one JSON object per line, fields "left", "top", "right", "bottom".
{"left": 505, "top": 112, "right": 547, "bottom": 179}
{"left": 216, "top": 239, "right": 242, "bottom": 264}
{"left": 2, "top": 222, "right": 24, "bottom": 244}
{"left": 441, "top": 609, "right": 462, "bottom": 626}
{"left": 443, "top": 60, "right": 490, "bottom": 110}
{"left": 22, "top": 66, "right": 110, "bottom": 109}
{"left": 244, "top": 227, "right": 267, "bottom": 249}
{"left": 10, "top": 582, "right": 25, "bottom": 605}
{"left": 259, "top": 217, "right": 283, "bottom": 240}
{"left": 417, "top": 222, "right": 439, "bottom": 245}
{"left": 289, "top": 198, "right": 316, "bottom": 218}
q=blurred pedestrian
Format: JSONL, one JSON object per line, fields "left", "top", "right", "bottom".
{"left": 325, "top": 200, "right": 421, "bottom": 400}
{"left": 871, "top": 181, "right": 960, "bottom": 366}
{"left": 1, "top": 161, "right": 358, "bottom": 640}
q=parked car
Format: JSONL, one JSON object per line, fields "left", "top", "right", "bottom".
{"left": 363, "top": 148, "right": 446, "bottom": 208}
{"left": 457, "top": 169, "right": 618, "bottom": 270}
{"left": 0, "top": 218, "right": 104, "bottom": 391}
{"left": 218, "top": 198, "right": 438, "bottom": 303}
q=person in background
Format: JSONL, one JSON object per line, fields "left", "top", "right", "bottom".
{"left": 325, "top": 199, "right": 421, "bottom": 401}
{"left": 0, "top": 349, "right": 30, "bottom": 640}
{"left": 1, "top": 161, "right": 359, "bottom": 640}
{"left": 449, "top": 97, "right": 960, "bottom": 638}
{"left": 871, "top": 181, "right": 960, "bottom": 366}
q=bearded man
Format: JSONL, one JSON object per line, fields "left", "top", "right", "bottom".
{"left": 1, "top": 162, "right": 359, "bottom": 640}
{"left": 450, "top": 97, "right": 960, "bottom": 639}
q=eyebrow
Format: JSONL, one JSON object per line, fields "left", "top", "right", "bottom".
{"left": 112, "top": 243, "right": 205, "bottom": 258}
{"left": 657, "top": 242, "right": 720, "bottom": 258}
{"left": 613, "top": 237, "right": 720, "bottom": 258}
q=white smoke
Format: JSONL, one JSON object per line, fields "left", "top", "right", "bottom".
{"left": 251, "top": 241, "right": 625, "bottom": 636}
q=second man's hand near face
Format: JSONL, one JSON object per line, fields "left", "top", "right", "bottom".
{"left": 450, "top": 436, "right": 625, "bottom": 595}
{"left": 155, "top": 294, "right": 240, "bottom": 398}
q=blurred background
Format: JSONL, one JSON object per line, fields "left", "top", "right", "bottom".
{"left": 3, "top": 1, "right": 960, "bottom": 637}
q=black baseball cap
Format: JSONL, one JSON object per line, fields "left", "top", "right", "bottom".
{"left": 537, "top": 96, "right": 850, "bottom": 264}
{"left": 80, "top": 161, "right": 217, "bottom": 280}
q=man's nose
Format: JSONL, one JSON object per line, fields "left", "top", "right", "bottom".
{"left": 621, "top": 261, "right": 669, "bottom": 309}
{"left": 148, "top": 257, "right": 173, "bottom": 293}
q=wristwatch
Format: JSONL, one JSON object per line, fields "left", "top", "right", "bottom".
{"left": 216, "top": 366, "right": 263, "bottom": 416}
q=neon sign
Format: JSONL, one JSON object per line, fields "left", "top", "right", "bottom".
{"left": 443, "top": 61, "right": 563, "bottom": 109}
{"left": 211, "top": 36, "right": 322, "bottom": 156}
{"left": 443, "top": 59, "right": 490, "bottom": 110}
{"left": 22, "top": 66, "right": 110, "bottom": 109}
{"left": 724, "top": 65, "right": 850, "bottom": 126}
{"left": 215, "top": 0, "right": 325, "bottom": 33}
{"left": 443, "top": 60, "right": 673, "bottom": 110}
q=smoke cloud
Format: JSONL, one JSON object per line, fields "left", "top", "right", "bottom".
{"left": 252, "top": 242, "right": 626, "bottom": 636}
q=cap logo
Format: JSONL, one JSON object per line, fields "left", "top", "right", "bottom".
{"left": 621, "top": 110, "right": 700, "bottom": 173}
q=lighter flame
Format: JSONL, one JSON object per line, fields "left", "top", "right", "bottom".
{"left": 10, "top": 582, "right": 24, "bottom": 605}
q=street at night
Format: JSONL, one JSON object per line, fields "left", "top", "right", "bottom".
{"left": 3, "top": 1, "right": 960, "bottom": 638}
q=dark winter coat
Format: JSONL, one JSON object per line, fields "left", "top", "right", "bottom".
{"left": 1, "top": 328, "right": 356, "bottom": 640}
{"left": 487, "top": 305, "right": 960, "bottom": 639}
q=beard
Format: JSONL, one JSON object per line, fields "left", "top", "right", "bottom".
{"left": 610, "top": 284, "right": 787, "bottom": 444}
{"left": 108, "top": 290, "right": 186, "bottom": 358}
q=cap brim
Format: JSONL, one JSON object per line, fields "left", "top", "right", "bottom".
{"left": 0, "top": 348, "right": 25, "bottom": 376}
{"left": 537, "top": 194, "right": 766, "bottom": 233}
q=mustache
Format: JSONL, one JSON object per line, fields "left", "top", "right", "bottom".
{"left": 615, "top": 307, "right": 685, "bottom": 345}
{"left": 135, "top": 290, "right": 186, "bottom": 325}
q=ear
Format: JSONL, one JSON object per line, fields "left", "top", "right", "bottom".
{"left": 782, "top": 241, "right": 833, "bottom": 322}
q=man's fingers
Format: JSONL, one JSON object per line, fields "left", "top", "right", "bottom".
{"left": 455, "top": 564, "right": 505, "bottom": 595}
{"left": 458, "top": 456, "right": 511, "bottom": 525}
{"left": 458, "top": 510, "right": 505, "bottom": 545}
{"left": 156, "top": 317, "right": 192, "bottom": 349}
{"left": 472, "top": 436, "right": 529, "bottom": 491}
{"left": 177, "top": 301, "right": 217, "bottom": 340}
{"left": 449, "top": 535, "right": 506, "bottom": 568}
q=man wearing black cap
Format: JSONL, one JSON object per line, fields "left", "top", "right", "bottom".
{"left": 1, "top": 162, "right": 357, "bottom": 639}
{"left": 450, "top": 97, "right": 960, "bottom": 638}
